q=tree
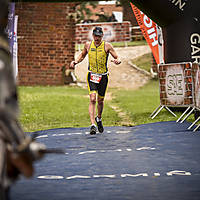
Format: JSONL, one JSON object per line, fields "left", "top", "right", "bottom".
{"left": 116, "top": 0, "right": 138, "bottom": 26}
{"left": 76, "top": 1, "right": 98, "bottom": 23}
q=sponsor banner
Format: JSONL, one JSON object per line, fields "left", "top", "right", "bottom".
{"left": 156, "top": 26, "right": 164, "bottom": 64}
{"left": 190, "top": 33, "right": 200, "bottom": 64}
{"left": 4, "top": 3, "right": 18, "bottom": 79}
{"left": 159, "top": 63, "right": 194, "bottom": 106}
{"left": 13, "top": 15, "right": 18, "bottom": 79}
{"left": 192, "top": 63, "right": 200, "bottom": 108}
{"left": 129, "top": 0, "right": 192, "bottom": 27}
{"left": 130, "top": 3, "right": 162, "bottom": 64}
{"left": 6, "top": 3, "right": 15, "bottom": 55}
{"left": 4, "top": 3, "right": 18, "bottom": 80}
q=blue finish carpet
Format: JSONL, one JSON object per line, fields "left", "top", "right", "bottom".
{"left": 10, "top": 121, "right": 200, "bottom": 200}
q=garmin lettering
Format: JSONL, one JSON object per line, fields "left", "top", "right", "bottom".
{"left": 37, "top": 170, "right": 192, "bottom": 180}
{"left": 169, "top": 0, "right": 186, "bottom": 11}
{"left": 190, "top": 33, "right": 200, "bottom": 63}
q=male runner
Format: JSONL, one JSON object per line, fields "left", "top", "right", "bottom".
{"left": 70, "top": 26, "right": 121, "bottom": 135}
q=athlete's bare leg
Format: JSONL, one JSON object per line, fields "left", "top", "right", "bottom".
{"left": 97, "top": 96, "right": 104, "bottom": 119}
{"left": 89, "top": 93, "right": 96, "bottom": 125}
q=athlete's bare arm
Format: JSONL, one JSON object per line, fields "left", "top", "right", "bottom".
{"left": 70, "top": 42, "right": 90, "bottom": 69}
{"left": 105, "top": 42, "right": 121, "bottom": 65}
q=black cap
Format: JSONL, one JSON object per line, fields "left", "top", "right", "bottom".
{"left": 93, "top": 27, "right": 103, "bottom": 36}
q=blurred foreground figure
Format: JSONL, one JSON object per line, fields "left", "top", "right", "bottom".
{"left": 0, "top": 1, "right": 48, "bottom": 199}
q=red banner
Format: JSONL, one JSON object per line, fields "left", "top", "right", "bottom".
{"left": 130, "top": 3, "right": 161, "bottom": 64}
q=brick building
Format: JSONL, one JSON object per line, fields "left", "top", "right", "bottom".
{"left": 14, "top": 2, "right": 140, "bottom": 86}
{"left": 76, "top": 21, "right": 131, "bottom": 44}
{"left": 15, "top": 2, "right": 77, "bottom": 85}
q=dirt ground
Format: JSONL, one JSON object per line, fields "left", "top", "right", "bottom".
{"left": 74, "top": 45, "right": 151, "bottom": 90}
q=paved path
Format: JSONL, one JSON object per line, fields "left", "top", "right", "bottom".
{"left": 11, "top": 121, "right": 200, "bottom": 200}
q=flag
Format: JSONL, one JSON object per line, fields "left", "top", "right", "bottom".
{"left": 130, "top": 3, "right": 164, "bottom": 64}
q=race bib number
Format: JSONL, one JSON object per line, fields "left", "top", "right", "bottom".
{"left": 90, "top": 73, "right": 102, "bottom": 84}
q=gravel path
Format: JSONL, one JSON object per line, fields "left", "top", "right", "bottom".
{"left": 74, "top": 45, "right": 151, "bottom": 90}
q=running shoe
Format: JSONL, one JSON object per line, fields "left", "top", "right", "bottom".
{"left": 95, "top": 117, "right": 104, "bottom": 133}
{"left": 90, "top": 125, "right": 97, "bottom": 135}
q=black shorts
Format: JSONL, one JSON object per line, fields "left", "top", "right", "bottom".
{"left": 87, "top": 72, "right": 108, "bottom": 98}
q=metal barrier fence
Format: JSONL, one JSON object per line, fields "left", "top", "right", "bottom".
{"left": 151, "top": 62, "right": 200, "bottom": 131}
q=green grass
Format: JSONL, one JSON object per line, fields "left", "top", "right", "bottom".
{"left": 111, "top": 80, "right": 182, "bottom": 125}
{"left": 18, "top": 80, "right": 185, "bottom": 133}
{"left": 18, "top": 86, "right": 120, "bottom": 132}
{"left": 111, "top": 40, "right": 147, "bottom": 47}
{"left": 132, "top": 53, "right": 152, "bottom": 72}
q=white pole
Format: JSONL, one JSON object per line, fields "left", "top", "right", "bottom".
{"left": 156, "top": 25, "right": 164, "bottom": 64}
{"left": 13, "top": 15, "right": 18, "bottom": 80}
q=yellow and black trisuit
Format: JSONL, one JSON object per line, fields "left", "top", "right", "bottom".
{"left": 87, "top": 40, "right": 109, "bottom": 98}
